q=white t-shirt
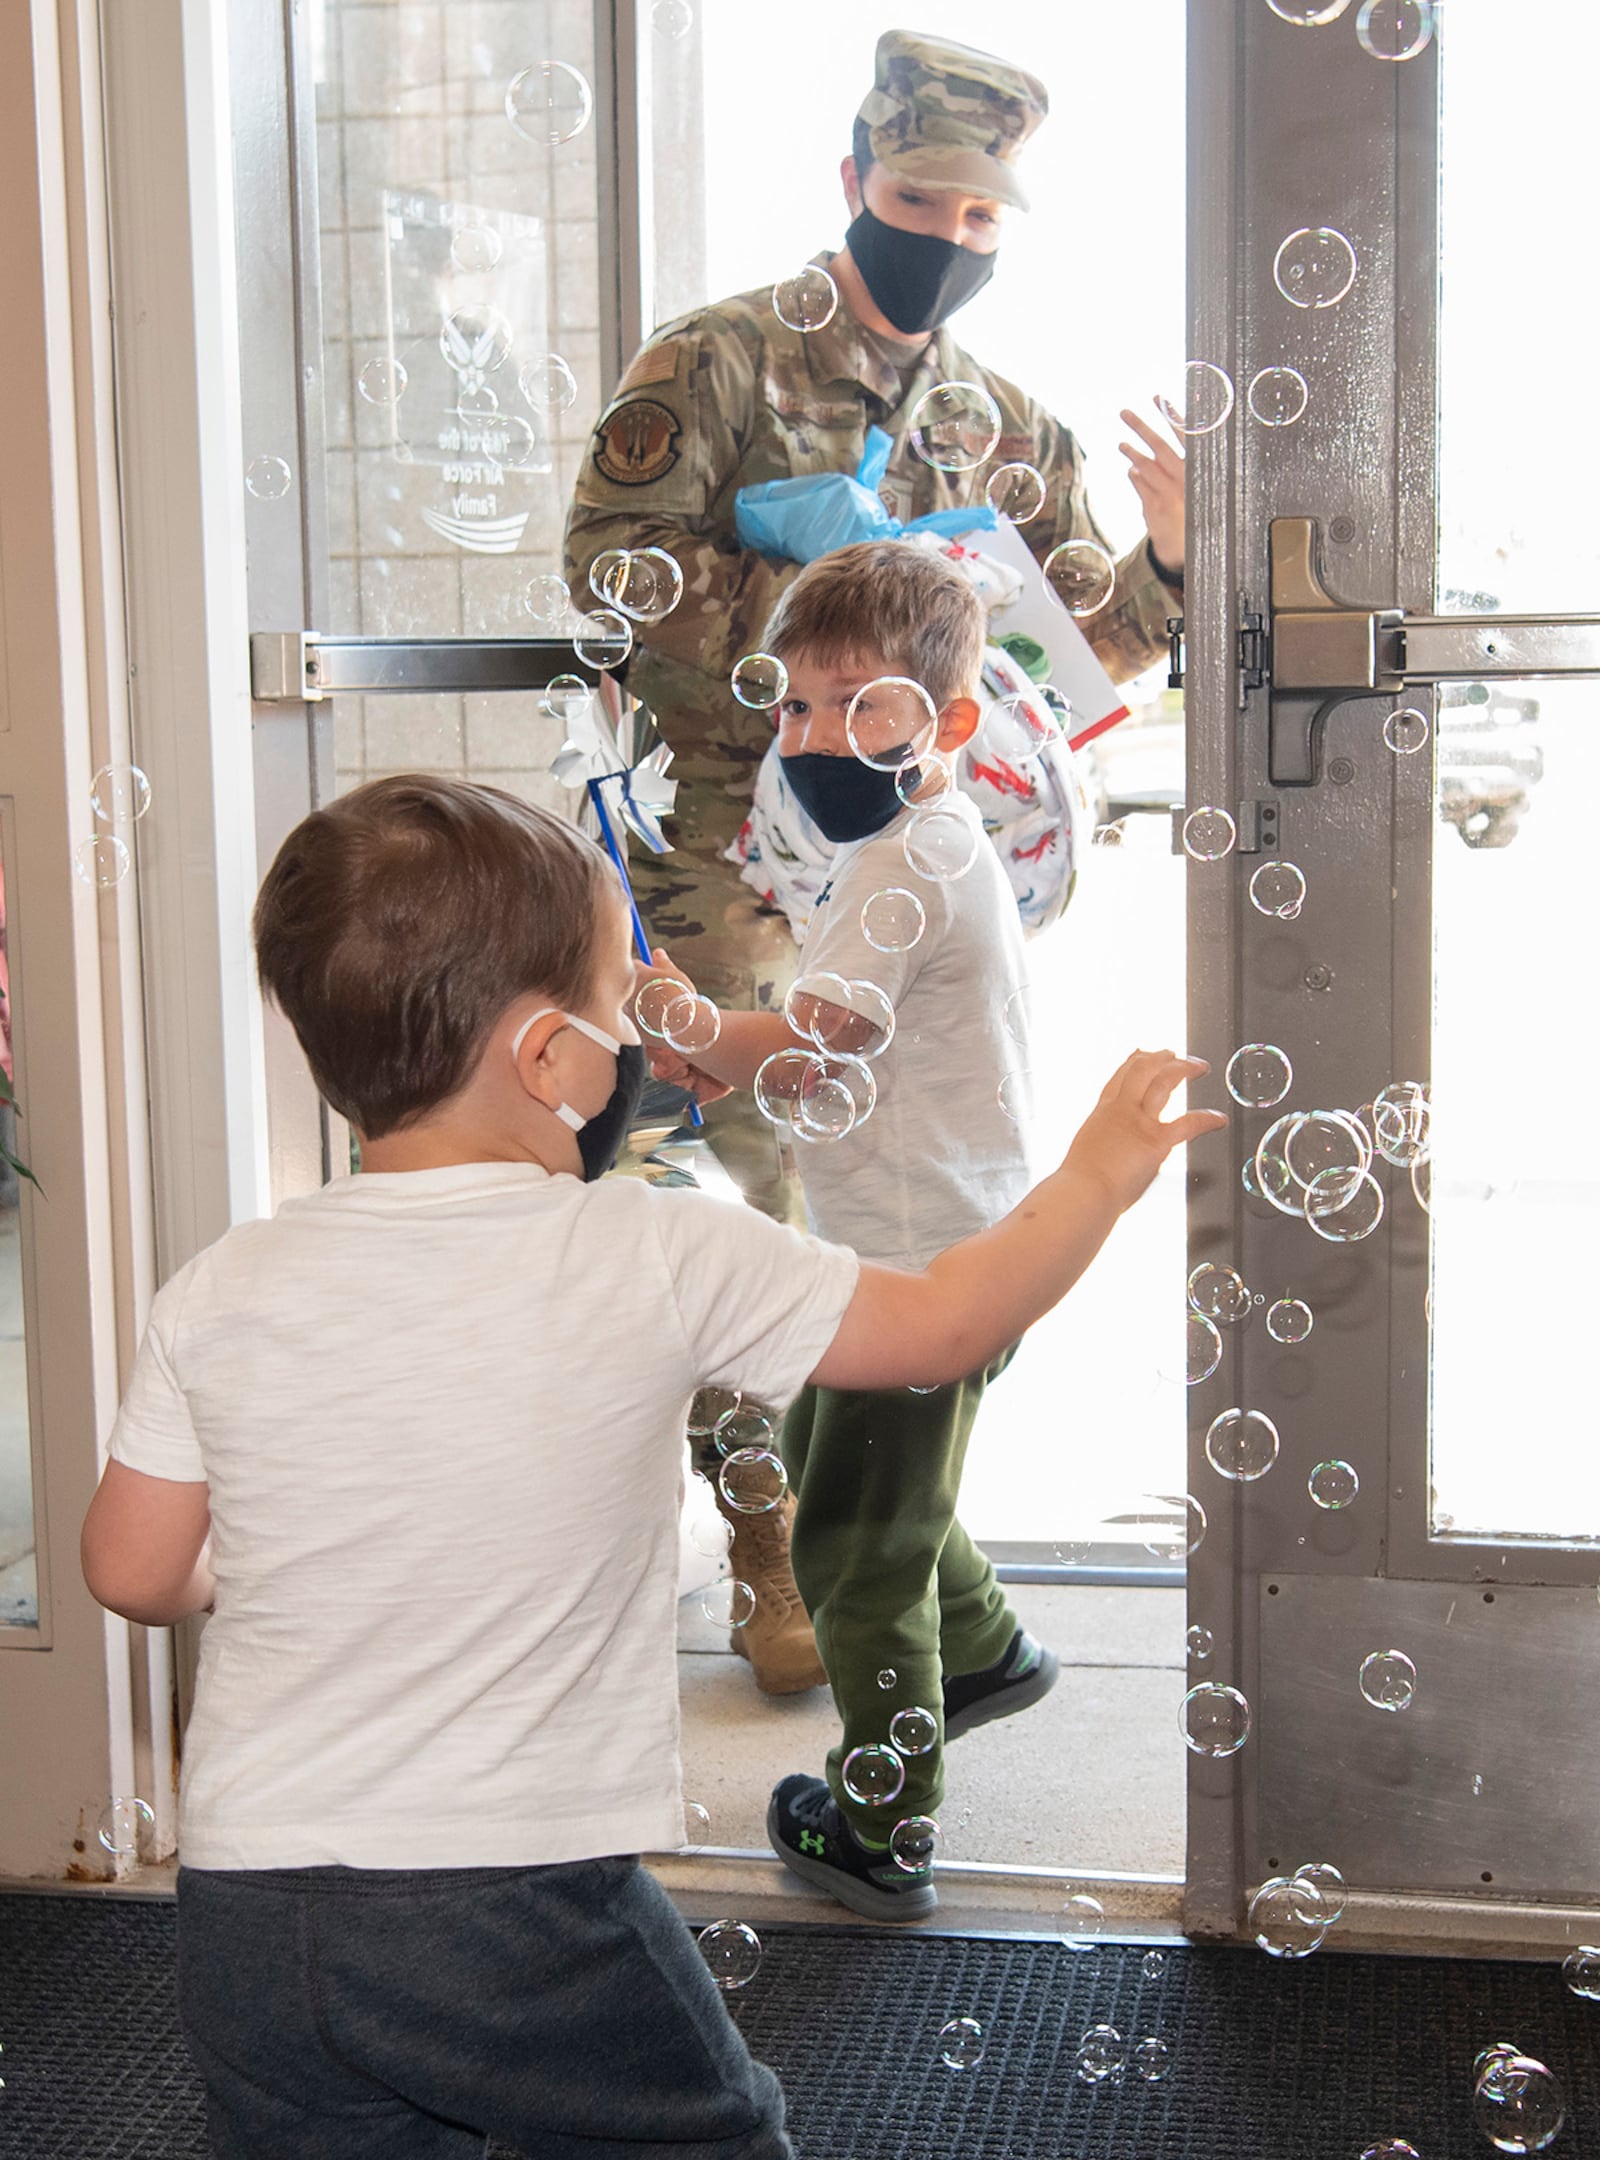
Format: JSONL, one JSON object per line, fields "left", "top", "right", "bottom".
{"left": 108, "top": 1165, "right": 858, "bottom": 1870}
{"left": 795, "top": 793, "right": 1033, "bottom": 1270}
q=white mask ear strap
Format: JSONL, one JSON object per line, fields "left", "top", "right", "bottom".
{"left": 510, "top": 1008, "right": 615, "bottom": 1134}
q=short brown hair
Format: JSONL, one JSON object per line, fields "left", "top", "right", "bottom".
{"left": 254, "top": 775, "right": 616, "bottom": 1139}
{"left": 762, "top": 540, "right": 985, "bottom": 710}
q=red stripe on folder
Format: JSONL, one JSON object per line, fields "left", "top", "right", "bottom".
{"left": 1068, "top": 704, "right": 1131, "bottom": 753}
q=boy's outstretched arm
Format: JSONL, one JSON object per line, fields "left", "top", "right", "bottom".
{"left": 812, "top": 1050, "right": 1227, "bottom": 1391}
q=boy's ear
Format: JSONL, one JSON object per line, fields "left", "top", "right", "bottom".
{"left": 935, "top": 696, "right": 982, "bottom": 753}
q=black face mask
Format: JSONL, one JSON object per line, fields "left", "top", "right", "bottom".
{"left": 575, "top": 1042, "right": 649, "bottom": 1182}
{"left": 781, "top": 752, "right": 916, "bottom": 845}
{"left": 844, "top": 204, "right": 997, "bottom": 336}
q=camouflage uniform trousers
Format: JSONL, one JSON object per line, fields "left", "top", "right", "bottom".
{"left": 629, "top": 763, "right": 806, "bottom": 1235}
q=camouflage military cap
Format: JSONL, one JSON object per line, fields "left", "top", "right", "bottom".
{"left": 857, "top": 29, "right": 1049, "bottom": 212}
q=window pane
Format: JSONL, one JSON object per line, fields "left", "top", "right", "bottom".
{"left": 0, "top": 838, "right": 38, "bottom": 1630}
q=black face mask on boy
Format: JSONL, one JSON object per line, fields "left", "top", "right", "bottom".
{"left": 510, "top": 1012, "right": 648, "bottom": 1182}
{"left": 779, "top": 752, "right": 919, "bottom": 846}
{"left": 844, "top": 203, "right": 997, "bottom": 337}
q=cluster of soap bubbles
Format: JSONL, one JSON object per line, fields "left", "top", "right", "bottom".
{"left": 1266, "top": 0, "right": 1437, "bottom": 67}
{"left": 588, "top": 545, "right": 684, "bottom": 627}
{"left": 1223, "top": 1082, "right": 1432, "bottom": 1240}
{"left": 1188, "top": 1262, "right": 1315, "bottom": 1356}
{"left": 1159, "top": 357, "right": 1312, "bottom": 436}
{"left": 75, "top": 763, "right": 152, "bottom": 892}
{"left": 1473, "top": 2042, "right": 1566, "bottom": 2153}
{"left": 1071, "top": 2023, "right": 1172, "bottom": 2086}
{"left": 1249, "top": 1859, "right": 1348, "bottom": 1957}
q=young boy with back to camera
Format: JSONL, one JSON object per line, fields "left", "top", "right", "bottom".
{"left": 80, "top": 770, "right": 1221, "bottom": 2157}
{"left": 642, "top": 538, "right": 1079, "bottom": 1922}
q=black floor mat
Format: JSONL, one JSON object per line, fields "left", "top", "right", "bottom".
{"left": 2, "top": 1892, "right": 1595, "bottom": 2157}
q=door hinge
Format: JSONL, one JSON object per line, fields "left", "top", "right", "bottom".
{"left": 1239, "top": 611, "right": 1267, "bottom": 694}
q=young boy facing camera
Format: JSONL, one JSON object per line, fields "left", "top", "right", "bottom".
{"left": 643, "top": 541, "right": 1072, "bottom": 1920}
{"left": 81, "top": 772, "right": 1217, "bottom": 2156}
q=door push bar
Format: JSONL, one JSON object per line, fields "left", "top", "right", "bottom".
{"left": 249, "top": 633, "right": 617, "bottom": 703}
{"left": 1266, "top": 518, "right": 1600, "bottom": 784}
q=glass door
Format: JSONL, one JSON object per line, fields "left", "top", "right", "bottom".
{"left": 1184, "top": 0, "right": 1600, "bottom": 1951}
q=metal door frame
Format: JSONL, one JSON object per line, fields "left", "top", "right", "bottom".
{"left": 1184, "top": 0, "right": 1600, "bottom": 1951}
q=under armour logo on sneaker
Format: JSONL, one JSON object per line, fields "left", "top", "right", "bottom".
{"left": 799, "top": 1830, "right": 827, "bottom": 1855}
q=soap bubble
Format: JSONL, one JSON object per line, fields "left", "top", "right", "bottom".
{"left": 523, "top": 573, "right": 571, "bottom": 626}
{"left": 690, "top": 1511, "right": 732, "bottom": 1559}
{"left": 449, "top": 222, "right": 502, "bottom": 272}
{"left": 753, "top": 1047, "right": 812, "bottom": 1125}
{"left": 1249, "top": 860, "right": 1306, "bottom": 917}
{"left": 586, "top": 548, "right": 630, "bottom": 604}
{"left": 889, "top": 1815, "right": 940, "bottom": 1873}
{"left": 1132, "top": 2036, "right": 1172, "bottom": 2082}
{"left": 909, "top": 381, "right": 1002, "bottom": 472}
{"left": 1043, "top": 539, "right": 1116, "bottom": 619}
{"left": 997, "top": 1072, "right": 1031, "bottom": 1123}
{"left": 1060, "top": 1892, "right": 1105, "bottom": 1948}
{"left": 903, "top": 805, "right": 979, "bottom": 882}
{"left": 1225, "top": 1043, "right": 1292, "bottom": 1108}
{"left": 1563, "top": 1947, "right": 1600, "bottom": 2000}
{"left": 938, "top": 2016, "right": 986, "bottom": 2071}
{"left": 701, "top": 1578, "right": 755, "bottom": 1628}
{"left": 1266, "top": 0, "right": 1351, "bottom": 19}
{"left": 90, "top": 764, "right": 152, "bottom": 826}
{"left": 573, "top": 609, "right": 633, "bottom": 671}
{"left": 889, "top": 1705, "right": 938, "bottom": 1756}
{"left": 860, "top": 887, "right": 926, "bottom": 953}
{"left": 697, "top": 1919, "right": 761, "bottom": 1989}
{"left": 1187, "top": 1624, "right": 1215, "bottom": 1662}
{"left": 984, "top": 461, "right": 1048, "bottom": 522}
{"left": 1157, "top": 360, "right": 1235, "bottom": 437}
{"left": 715, "top": 1406, "right": 776, "bottom": 1454}
{"left": 1305, "top": 1167, "right": 1385, "bottom": 1242}
{"left": 679, "top": 1801, "right": 711, "bottom": 1850}
{"left": 1267, "top": 1297, "right": 1314, "bottom": 1344}
{"left": 1002, "top": 988, "right": 1030, "bottom": 1045}
{"left": 793, "top": 1066, "right": 858, "bottom": 1143}
{"left": 877, "top": 1668, "right": 897, "bottom": 1689}
{"left": 981, "top": 689, "right": 1058, "bottom": 764}
{"left": 652, "top": 0, "right": 695, "bottom": 34}
{"left": 439, "top": 303, "right": 513, "bottom": 378}
{"left": 730, "top": 652, "right": 788, "bottom": 709}
{"left": 505, "top": 60, "right": 594, "bottom": 145}
{"left": 1309, "top": 1459, "right": 1360, "bottom": 1510}
{"left": 1250, "top": 1874, "right": 1328, "bottom": 1958}
{"left": 839, "top": 981, "right": 895, "bottom": 1054}
{"left": 1383, "top": 706, "right": 1430, "bottom": 754}
{"left": 74, "top": 835, "right": 131, "bottom": 889}
{"left": 1180, "top": 1682, "right": 1251, "bottom": 1757}
{"left": 841, "top": 1743, "right": 905, "bottom": 1807}
{"left": 896, "top": 751, "right": 953, "bottom": 809}
{"left": 686, "top": 1384, "right": 739, "bottom": 1436}
{"left": 634, "top": 974, "right": 692, "bottom": 1037}
{"left": 358, "top": 355, "right": 407, "bottom": 406}
{"left": 1285, "top": 1108, "right": 1369, "bottom": 1193}
{"left": 845, "top": 676, "right": 939, "bottom": 772}
{"left": 1188, "top": 1262, "right": 1251, "bottom": 1324}
{"left": 717, "top": 1447, "right": 787, "bottom": 1515}
{"left": 1247, "top": 365, "right": 1309, "bottom": 428}
{"left": 1356, "top": 0, "right": 1435, "bottom": 62}
{"left": 1274, "top": 226, "right": 1358, "bottom": 309}
{"left": 1410, "top": 1156, "right": 1431, "bottom": 1214}
{"left": 662, "top": 992, "right": 721, "bottom": 1058}
{"left": 1205, "top": 1407, "right": 1281, "bottom": 1482}
{"left": 1373, "top": 1081, "right": 1430, "bottom": 1165}
{"left": 601, "top": 546, "right": 684, "bottom": 624}
{"left": 515, "top": 353, "right": 578, "bottom": 416}
{"left": 1138, "top": 1492, "right": 1208, "bottom": 1561}
{"left": 1293, "top": 1861, "right": 1348, "bottom": 1923}
{"left": 1473, "top": 2052, "right": 1566, "bottom": 2153}
{"left": 784, "top": 970, "right": 853, "bottom": 1045}
{"left": 1182, "top": 805, "right": 1238, "bottom": 861}
{"left": 771, "top": 265, "right": 839, "bottom": 333}
{"left": 1361, "top": 2145, "right": 1421, "bottom": 2160}
{"left": 1075, "top": 2024, "right": 1127, "bottom": 2084}
{"left": 1185, "top": 1312, "right": 1224, "bottom": 1384}
{"left": 97, "top": 1795, "right": 155, "bottom": 1855}
{"left": 245, "top": 453, "right": 292, "bottom": 500}
{"left": 1359, "top": 1648, "right": 1417, "bottom": 1711}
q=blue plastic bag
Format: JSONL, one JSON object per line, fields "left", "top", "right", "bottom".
{"left": 735, "top": 427, "right": 999, "bottom": 564}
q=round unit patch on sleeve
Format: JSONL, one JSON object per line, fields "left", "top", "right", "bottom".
{"left": 593, "top": 398, "right": 683, "bottom": 486}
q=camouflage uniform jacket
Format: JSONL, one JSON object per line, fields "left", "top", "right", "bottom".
{"left": 565, "top": 253, "right": 1181, "bottom": 804}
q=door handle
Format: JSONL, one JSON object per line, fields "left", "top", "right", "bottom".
{"left": 1265, "top": 518, "right": 1600, "bottom": 785}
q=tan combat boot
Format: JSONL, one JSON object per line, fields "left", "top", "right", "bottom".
{"left": 723, "top": 1491, "right": 827, "bottom": 1695}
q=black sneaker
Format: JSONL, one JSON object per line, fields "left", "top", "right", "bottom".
{"left": 942, "top": 1628, "right": 1059, "bottom": 1742}
{"left": 767, "top": 1773, "right": 937, "bottom": 1923}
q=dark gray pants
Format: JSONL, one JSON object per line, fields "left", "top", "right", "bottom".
{"left": 176, "top": 1857, "right": 790, "bottom": 2160}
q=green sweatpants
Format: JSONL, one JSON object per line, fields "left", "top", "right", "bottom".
{"left": 781, "top": 1346, "right": 1020, "bottom": 1843}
